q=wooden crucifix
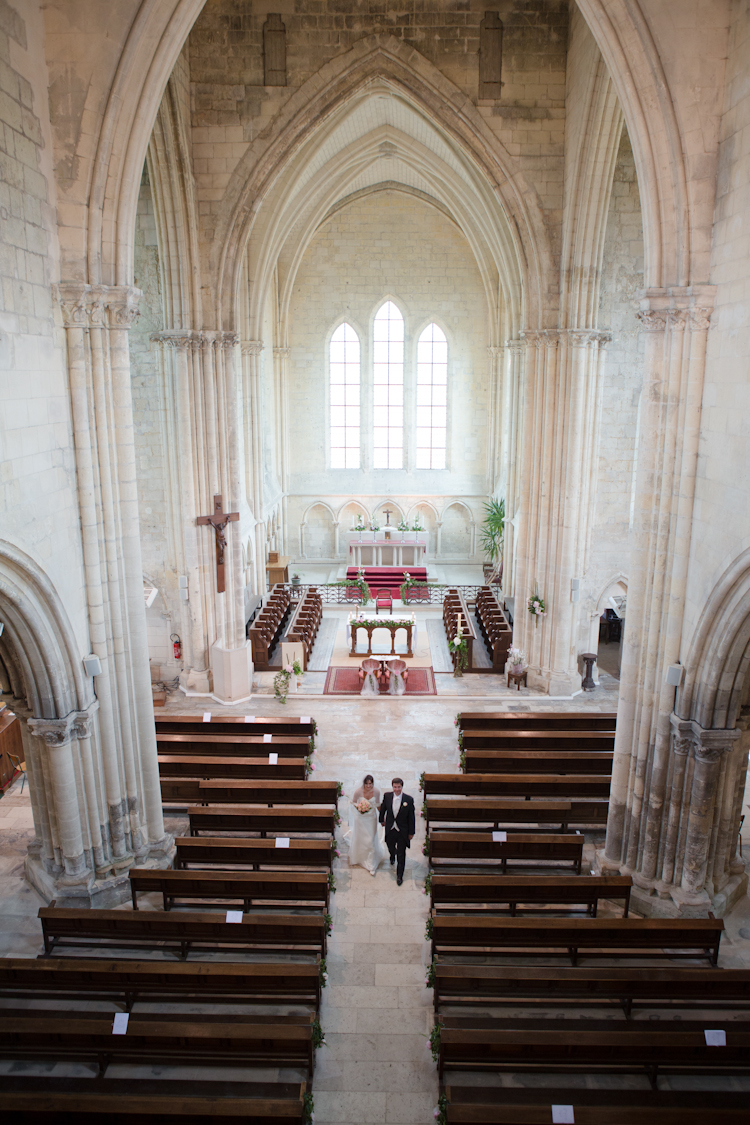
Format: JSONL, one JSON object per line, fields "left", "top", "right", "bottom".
{"left": 197, "top": 495, "right": 239, "bottom": 593}
{"left": 383, "top": 508, "right": 392, "bottom": 526}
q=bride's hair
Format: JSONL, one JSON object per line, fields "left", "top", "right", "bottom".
{"left": 363, "top": 774, "right": 374, "bottom": 785}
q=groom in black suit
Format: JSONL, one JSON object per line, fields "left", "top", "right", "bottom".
{"left": 379, "top": 777, "right": 415, "bottom": 885}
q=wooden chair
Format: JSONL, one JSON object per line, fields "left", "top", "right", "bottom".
{"left": 358, "top": 657, "right": 383, "bottom": 695}
{"left": 375, "top": 588, "right": 393, "bottom": 614}
{"left": 384, "top": 657, "right": 408, "bottom": 695}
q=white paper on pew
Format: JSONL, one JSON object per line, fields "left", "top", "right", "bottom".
{"left": 552, "top": 1107, "right": 575, "bottom": 1124}
{"left": 263, "top": 733, "right": 272, "bottom": 743}
{"left": 112, "top": 1012, "right": 129, "bottom": 1035}
{"left": 300, "top": 716, "right": 311, "bottom": 724}
{"left": 492, "top": 831, "right": 507, "bottom": 842}
{"left": 275, "top": 837, "right": 291, "bottom": 848}
{"left": 705, "top": 1029, "right": 726, "bottom": 1046}
{"left": 244, "top": 715, "right": 255, "bottom": 723}
{"left": 226, "top": 910, "right": 243, "bottom": 924}
{"left": 202, "top": 711, "right": 211, "bottom": 722}
{"left": 269, "top": 752, "right": 278, "bottom": 765}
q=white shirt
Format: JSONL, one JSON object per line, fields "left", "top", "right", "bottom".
{"left": 391, "top": 792, "right": 402, "bottom": 826}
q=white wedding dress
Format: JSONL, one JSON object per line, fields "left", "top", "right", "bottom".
{"left": 346, "top": 786, "right": 386, "bottom": 875}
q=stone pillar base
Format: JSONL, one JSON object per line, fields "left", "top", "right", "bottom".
{"left": 180, "top": 667, "right": 212, "bottom": 694}
{"left": 592, "top": 848, "right": 747, "bottom": 918}
{"left": 25, "top": 840, "right": 175, "bottom": 909}
{"left": 211, "top": 641, "right": 254, "bottom": 703}
{"left": 526, "top": 666, "right": 583, "bottom": 696}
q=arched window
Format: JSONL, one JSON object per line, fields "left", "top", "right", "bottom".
{"left": 373, "top": 301, "right": 404, "bottom": 469}
{"left": 329, "top": 323, "right": 360, "bottom": 468}
{"left": 416, "top": 323, "right": 447, "bottom": 469}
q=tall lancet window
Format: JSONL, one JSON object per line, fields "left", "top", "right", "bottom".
{"left": 416, "top": 323, "right": 447, "bottom": 469}
{"left": 329, "top": 323, "right": 361, "bottom": 468}
{"left": 373, "top": 301, "right": 404, "bottom": 469}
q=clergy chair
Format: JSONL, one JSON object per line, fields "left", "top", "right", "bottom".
{"left": 375, "top": 589, "right": 393, "bottom": 615}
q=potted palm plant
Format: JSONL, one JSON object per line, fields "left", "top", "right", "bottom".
{"left": 480, "top": 498, "right": 505, "bottom": 584}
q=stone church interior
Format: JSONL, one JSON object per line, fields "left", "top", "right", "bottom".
{"left": 1, "top": 0, "right": 750, "bottom": 1120}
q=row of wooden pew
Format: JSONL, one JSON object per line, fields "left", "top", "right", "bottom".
{"left": 474, "top": 586, "right": 512, "bottom": 670}
{"left": 443, "top": 588, "right": 477, "bottom": 671}
{"left": 432, "top": 712, "right": 750, "bottom": 1122}
{"left": 247, "top": 583, "right": 292, "bottom": 670}
{"left": 1, "top": 711, "right": 334, "bottom": 1123}
{"left": 285, "top": 586, "right": 323, "bottom": 668}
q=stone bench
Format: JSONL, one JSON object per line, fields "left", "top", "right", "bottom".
{"left": 188, "top": 805, "right": 336, "bottom": 837}
{"left": 173, "top": 836, "right": 333, "bottom": 872}
{"left": 39, "top": 905, "right": 328, "bottom": 958}
{"left": 430, "top": 915, "right": 724, "bottom": 965}
{"left": 129, "top": 869, "right": 330, "bottom": 911}
{"left": 432, "top": 964, "right": 750, "bottom": 1015}
{"left": 0, "top": 956, "right": 322, "bottom": 1010}
{"left": 428, "top": 832, "right": 584, "bottom": 874}
{"left": 429, "top": 874, "right": 632, "bottom": 916}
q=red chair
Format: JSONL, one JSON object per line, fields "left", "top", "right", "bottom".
{"left": 375, "top": 589, "right": 393, "bottom": 615}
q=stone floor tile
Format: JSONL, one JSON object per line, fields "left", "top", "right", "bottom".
{"left": 321, "top": 1031, "right": 432, "bottom": 1062}
{"left": 312, "top": 1092, "right": 387, "bottom": 1123}
{"left": 351, "top": 942, "right": 429, "bottom": 965}
{"left": 374, "top": 963, "right": 430, "bottom": 987}
{"left": 325, "top": 985, "right": 400, "bottom": 1008}
{"left": 354, "top": 1007, "right": 431, "bottom": 1035}
{"left": 385, "top": 1090, "right": 437, "bottom": 1123}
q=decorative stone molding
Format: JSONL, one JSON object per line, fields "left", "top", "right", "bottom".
{"left": 273, "top": 346, "right": 291, "bottom": 358}
{"left": 636, "top": 286, "right": 716, "bottom": 333}
{"left": 669, "top": 713, "right": 741, "bottom": 760}
{"left": 27, "top": 701, "right": 100, "bottom": 747}
{"left": 241, "top": 340, "right": 264, "bottom": 357}
{"left": 56, "top": 284, "right": 142, "bottom": 329}
{"left": 151, "top": 330, "right": 238, "bottom": 350}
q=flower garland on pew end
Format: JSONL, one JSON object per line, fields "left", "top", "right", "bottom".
{"left": 448, "top": 622, "right": 468, "bottom": 677}
{"left": 273, "top": 659, "right": 304, "bottom": 705}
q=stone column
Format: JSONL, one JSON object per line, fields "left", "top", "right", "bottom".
{"left": 273, "top": 345, "right": 291, "bottom": 554}
{"left": 242, "top": 341, "right": 268, "bottom": 596}
{"left": 513, "top": 329, "right": 610, "bottom": 693}
{"left": 601, "top": 287, "right": 719, "bottom": 913}
{"left": 55, "top": 285, "right": 172, "bottom": 901}
{"left": 499, "top": 340, "right": 525, "bottom": 599}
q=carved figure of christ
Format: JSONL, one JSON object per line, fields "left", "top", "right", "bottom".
{"left": 197, "top": 495, "right": 239, "bottom": 593}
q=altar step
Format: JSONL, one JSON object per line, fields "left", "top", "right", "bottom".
{"left": 346, "top": 566, "right": 427, "bottom": 593}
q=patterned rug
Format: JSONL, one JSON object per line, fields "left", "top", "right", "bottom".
{"left": 323, "top": 666, "right": 437, "bottom": 696}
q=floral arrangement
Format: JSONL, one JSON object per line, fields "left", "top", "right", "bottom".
{"left": 353, "top": 514, "right": 366, "bottom": 531}
{"left": 355, "top": 798, "right": 372, "bottom": 815}
{"left": 319, "top": 957, "right": 328, "bottom": 987}
{"left": 331, "top": 840, "right": 340, "bottom": 859}
{"left": 425, "top": 961, "right": 436, "bottom": 988}
{"left": 302, "top": 1092, "right": 315, "bottom": 1125}
{"left": 412, "top": 519, "right": 423, "bottom": 531}
{"left": 457, "top": 738, "right": 466, "bottom": 772}
{"left": 422, "top": 835, "right": 430, "bottom": 857}
{"left": 324, "top": 912, "right": 333, "bottom": 934}
{"left": 397, "top": 519, "right": 410, "bottom": 531}
{"left": 273, "top": 659, "right": 303, "bottom": 705}
{"left": 327, "top": 871, "right": 337, "bottom": 893}
{"left": 418, "top": 771, "right": 426, "bottom": 793}
{"left": 312, "top": 1018, "right": 326, "bottom": 1050}
{"left": 428, "top": 1022, "right": 441, "bottom": 1064}
{"left": 454, "top": 713, "right": 461, "bottom": 728}
{"left": 423, "top": 871, "right": 432, "bottom": 896}
{"left": 424, "top": 916, "right": 434, "bottom": 940}
{"left": 304, "top": 753, "right": 315, "bottom": 778}
{"left": 528, "top": 590, "right": 547, "bottom": 623}
{"left": 333, "top": 810, "right": 341, "bottom": 827}
{"left": 507, "top": 646, "right": 527, "bottom": 671}
{"left": 448, "top": 623, "right": 468, "bottom": 677}
{"left": 433, "top": 1094, "right": 448, "bottom": 1124}
{"left": 335, "top": 566, "right": 371, "bottom": 605}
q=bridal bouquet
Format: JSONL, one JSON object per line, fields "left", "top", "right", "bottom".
{"left": 355, "top": 798, "right": 372, "bottom": 814}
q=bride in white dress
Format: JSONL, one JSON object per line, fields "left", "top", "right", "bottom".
{"left": 346, "top": 774, "right": 386, "bottom": 876}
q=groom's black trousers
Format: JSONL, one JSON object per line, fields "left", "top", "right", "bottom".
{"left": 385, "top": 828, "right": 408, "bottom": 880}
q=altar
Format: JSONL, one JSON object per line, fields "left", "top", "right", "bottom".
{"left": 346, "top": 530, "right": 428, "bottom": 567}
{"left": 347, "top": 613, "right": 417, "bottom": 657}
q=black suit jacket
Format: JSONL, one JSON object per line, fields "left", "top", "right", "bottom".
{"left": 379, "top": 791, "right": 416, "bottom": 846}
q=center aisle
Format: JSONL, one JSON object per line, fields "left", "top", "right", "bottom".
{"left": 312, "top": 697, "right": 457, "bottom": 1125}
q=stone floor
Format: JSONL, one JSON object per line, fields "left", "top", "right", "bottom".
{"left": 4, "top": 684, "right": 750, "bottom": 1118}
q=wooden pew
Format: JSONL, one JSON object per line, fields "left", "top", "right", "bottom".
{"left": 173, "top": 836, "right": 333, "bottom": 871}
{"left": 158, "top": 755, "right": 308, "bottom": 780}
{"left": 430, "top": 915, "right": 724, "bottom": 964}
{"left": 432, "top": 964, "right": 750, "bottom": 1014}
{"left": 458, "top": 712, "right": 617, "bottom": 732}
{"left": 129, "top": 869, "right": 330, "bottom": 911}
{"left": 161, "top": 778, "right": 339, "bottom": 807}
{"left": 156, "top": 732, "right": 312, "bottom": 758}
{"left": 443, "top": 590, "right": 476, "bottom": 671}
{"left": 39, "top": 905, "right": 328, "bottom": 958}
{"left": 462, "top": 750, "right": 613, "bottom": 775}
{"left": 0, "top": 1010, "right": 316, "bottom": 1077}
{"left": 0, "top": 1077, "right": 308, "bottom": 1125}
{"left": 422, "top": 774, "right": 611, "bottom": 799}
{"left": 188, "top": 805, "right": 336, "bottom": 838}
{"left": 0, "top": 956, "right": 323, "bottom": 1010}
{"left": 429, "top": 874, "right": 632, "bottom": 916}
{"left": 425, "top": 798, "right": 609, "bottom": 832}
{"left": 461, "top": 730, "right": 615, "bottom": 751}
{"left": 474, "top": 586, "right": 512, "bottom": 670}
{"left": 437, "top": 1018, "right": 749, "bottom": 1080}
{"left": 248, "top": 584, "right": 292, "bottom": 670}
{"left": 155, "top": 715, "right": 316, "bottom": 738}
{"left": 428, "top": 832, "right": 584, "bottom": 874}
{"left": 444, "top": 1086, "right": 750, "bottom": 1124}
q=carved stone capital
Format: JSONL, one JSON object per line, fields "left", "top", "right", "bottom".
{"left": 670, "top": 713, "right": 740, "bottom": 762}
{"left": 519, "top": 329, "right": 561, "bottom": 349}
{"left": 152, "top": 330, "right": 238, "bottom": 351}
{"left": 56, "top": 284, "right": 142, "bottom": 329}
{"left": 241, "top": 339, "right": 264, "bottom": 357}
{"left": 273, "top": 346, "right": 291, "bottom": 358}
{"left": 487, "top": 345, "right": 502, "bottom": 358}
{"left": 636, "top": 286, "right": 716, "bottom": 334}
{"left": 28, "top": 701, "right": 99, "bottom": 747}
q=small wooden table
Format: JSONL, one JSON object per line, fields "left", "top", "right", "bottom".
{"left": 348, "top": 618, "right": 414, "bottom": 658}
{"left": 507, "top": 668, "right": 527, "bottom": 690}
{"left": 266, "top": 556, "right": 290, "bottom": 585}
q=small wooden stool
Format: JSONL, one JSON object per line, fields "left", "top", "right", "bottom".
{"left": 507, "top": 668, "right": 527, "bottom": 691}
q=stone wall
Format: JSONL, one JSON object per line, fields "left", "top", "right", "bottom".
{"left": 0, "top": 0, "right": 88, "bottom": 651}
